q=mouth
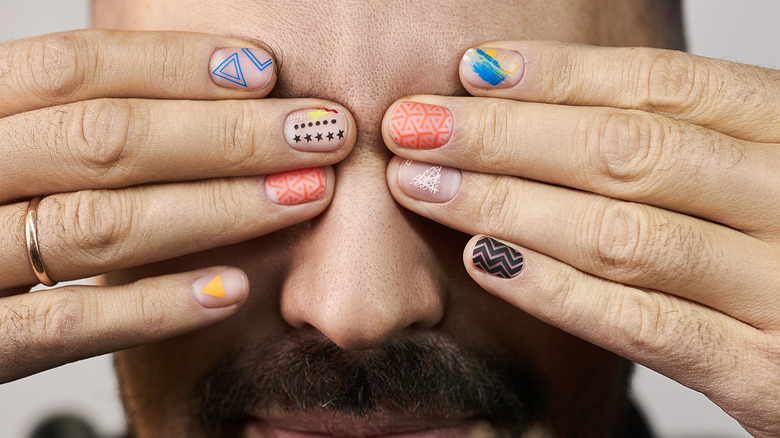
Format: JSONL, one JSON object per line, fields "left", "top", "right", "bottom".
{"left": 243, "top": 411, "right": 494, "bottom": 437}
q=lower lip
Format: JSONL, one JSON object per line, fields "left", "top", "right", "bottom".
{"left": 243, "top": 419, "right": 486, "bottom": 438}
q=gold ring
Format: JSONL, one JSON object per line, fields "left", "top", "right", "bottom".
{"left": 25, "top": 196, "right": 56, "bottom": 287}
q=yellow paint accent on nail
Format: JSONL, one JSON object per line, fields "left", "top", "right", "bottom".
{"left": 484, "top": 48, "right": 498, "bottom": 59}
{"left": 498, "top": 55, "right": 520, "bottom": 74}
{"left": 308, "top": 109, "right": 329, "bottom": 122}
{"left": 201, "top": 275, "right": 226, "bottom": 298}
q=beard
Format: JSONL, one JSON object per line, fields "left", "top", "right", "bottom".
{"left": 188, "top": 333, "right": 546, "bottom": 437}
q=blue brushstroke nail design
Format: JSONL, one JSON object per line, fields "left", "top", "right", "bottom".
{"left": 465, "top": 48, "right": 506, "bottom": 86}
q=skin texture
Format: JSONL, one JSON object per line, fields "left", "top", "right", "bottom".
{"left": 8, "top": 0, "right": 778, "bottom": 437}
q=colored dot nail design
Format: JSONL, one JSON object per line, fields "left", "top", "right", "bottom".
{"left": 284, "top": 108, "right": 347, "bottom": 151}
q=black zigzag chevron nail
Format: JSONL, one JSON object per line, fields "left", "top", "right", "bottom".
{"left": 472, "top": 236, "right": 524, "bottom": 279}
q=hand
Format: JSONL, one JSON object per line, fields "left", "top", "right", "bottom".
{"left": 384, "top": 41, "right": 780, "bottom": 437}
{"left": 0, "top": 29, "right": 354, "bottom": 383}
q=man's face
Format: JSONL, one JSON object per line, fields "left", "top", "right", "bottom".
{"left": 97, "top": 1, "right": 671, "bottom": 436}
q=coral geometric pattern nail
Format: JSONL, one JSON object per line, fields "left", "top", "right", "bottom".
{"left": 265, "top": 168, "right": 327, "bottom": 204}
{"left": 390, "top": 101, "right": 453, "bottom": 149}
{"left": 472, "top": 236, "right": 525, "bottom": 279}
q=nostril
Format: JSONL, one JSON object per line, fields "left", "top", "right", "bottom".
{"left": 276, "top": 164, "right": 448, "bottom": 351}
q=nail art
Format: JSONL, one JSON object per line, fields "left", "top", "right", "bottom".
{"left": 461, "top": 47, "right": 524, "bottom": 88}
{"left": 192, "top": 270, "right": 247, "bottom": 308}
{"left": 410, "top": 163, "right": 443, "bottom": 193}
{"left": 210, "top": 47, "right": 274, "bottom": 89}
{"left": 284, "top": 108, "right": 346, "bottom": 152}
{"left": 200, "top": 275, "right": 226, "bottom": 298}
{"left": 389, "top": 102, "right": 452, "bottom": 149}
{"left": 398, "top": 160, "right": 461, "bottom": 203}
{"left": 265, "top": 167, "right": 327, "bottom": 204}
{"left": 472, "top": 236, "right": 524, "bottom": 279}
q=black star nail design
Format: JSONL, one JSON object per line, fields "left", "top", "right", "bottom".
{"left": 337, "top": 130, "right": 344, "bottom": 139}
{"left": 293, "top": 135, "right": 301, "bottom": 143}
{"left": 305, "top": 133, "right": 312, "bottom": 142}
{"left": 327, "top": 132, "right": 334, "bottom": 140}
{"left": 315, "top": 133, "right": 323, "bottom": 141}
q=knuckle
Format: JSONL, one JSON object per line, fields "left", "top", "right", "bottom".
{"left": 613, "top": 294, "right": 732, "bottom": 367}
{"left": 218, "top": 102, "right": 264, "bottom": 169}
{"left": 147, "top": 35, "right": 195, "bottom": 94}
{"left": 594, "top": 202, "right": 711, "bottom": 283}
{"left": 58, "top": 190, "right": 134, "bottom": 261}
{"left": 544, "top": 43, "right": 580, "bottom": 103}
{"left": 37, "top": 290, "right": 87, "bottom": 352}
{"left": 202, "top": 178, "right": 248, "bottom": 229}
{"left": 24, "top": 33, "right": 87, "bottom": 102}
{"left": 477, "top": 177, "right": 516, "bottom": 232}
{"left": 65, "top": 99, "right": 133, "bottom": 179}
{"left": 137, "top": 285, "right": 167, "bottom": 334}
{"left": 469, "top": 101, "right": 519, "bottom": 167}
{"left": 609, "top": 292, "right": 671, "bottom": 354}
{"left": 591, "top": 111, "right": 666, "bottom": 192}
{"left": 544, "top": 265, "right": 580, "bottom": 319}
{"left": 592, "top": 202, "right": 652, "bottom": 280}
{"left": 641, "top": 51, "right": 709, "bottom": 115}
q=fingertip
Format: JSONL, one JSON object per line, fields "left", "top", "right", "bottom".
{"left": 263, "top": 166, "right": 332, "bottom": 206}
{"left": 385, "top": 155, "right": 409, "bottom": 200}
{"left": 283, "top": 103, "right": 354, "bottom": 155}
{"left": 208, "top": 46, "right": 277, "bottom": 94}
{"left": 465, "top": 235, "right": 526, "bottom": 281}
{"left": 191, "top": 267, "right": 249, "bottom": 309}
{"left": 459, "top": 45, "right": 526, "bottom": 91}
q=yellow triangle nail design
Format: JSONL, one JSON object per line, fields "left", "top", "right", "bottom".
{"left": 201, "top": 275, "right": 226, "bottom": 298}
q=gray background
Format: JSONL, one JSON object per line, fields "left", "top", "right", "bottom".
{"left": 1, "top": 1, "right": 778, "bottom": 437}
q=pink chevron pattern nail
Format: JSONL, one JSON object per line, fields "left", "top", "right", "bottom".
{"left": 389, "top": 101, "right": 452, "bottom": 149}
{"left": 264, "top": 168, "right": 326, "bottom": 204}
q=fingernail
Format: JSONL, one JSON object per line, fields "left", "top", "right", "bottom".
{"left": 284, "top": 108, "right": 347, "bottom": 152}
{"left": 461, "top": 47, "right": 524, "bottom": 89}
{"left": 193, "top": 270, "right": 247, "bottom": 308}
{"left": 472, "top": 236, "right": 525, "bottom": 279}
{"left": 398, "top": 160, "right": 461, "bottom": 203}
{"left": 389, "top": 101, "right": 453, "bottom": 149}
{"left": 209, "top": 47, "right": 274, "bottom": 89}
{"left": 264, "top": 167, "right": 327, "bottom": 204}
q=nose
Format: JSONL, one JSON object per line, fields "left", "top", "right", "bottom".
{"left": 279, "top": 153, "right": 446, "bottom": 350}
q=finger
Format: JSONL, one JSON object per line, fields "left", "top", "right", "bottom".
{"left": 0, "top": 167, "right": 333, "bottom": 289}
{"left": 0, "top": 266, "right": 248, "bottom": 383}
{"left": 0, "top": 29, "right": 277, "bottom": 117}
{"left": 462, "top": 235, "right": 780, "bottom": 438}
{"left": 0, "top": 99, "right": 353, "bottom": 203}
{"left": 458, "top": 41, "right": 780, "bottom": 142}
{"left": 381, "top": 97, "right": 780, "bottom": 235}
{"left": 387, "top": 157, "right": 780, "bottom": 329}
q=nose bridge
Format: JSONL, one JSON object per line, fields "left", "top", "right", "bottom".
{"left": 279, "top": 156, "right": 445, "bottom": 350}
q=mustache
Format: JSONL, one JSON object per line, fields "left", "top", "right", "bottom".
{"left": 189, "top": 334, "right": 546, "bottom": 437}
